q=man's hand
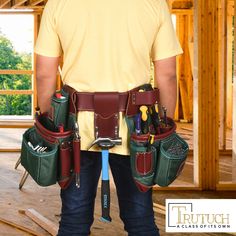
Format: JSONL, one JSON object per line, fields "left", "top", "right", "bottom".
{"left": 36, "top": 55, "right": 60, "bottom": 113}
{"left": 153, "top": 56, "right": 177, "bottom": 118}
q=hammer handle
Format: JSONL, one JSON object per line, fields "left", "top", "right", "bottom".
{"left": 101, "top": 149, "right": 112, "bottom": 222}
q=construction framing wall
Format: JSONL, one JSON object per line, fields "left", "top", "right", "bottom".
{"left": 0, "top": 0, "right": 236, "bottom": 191}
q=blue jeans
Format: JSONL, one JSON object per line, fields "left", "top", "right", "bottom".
{"left": 58, "top": 151, "right": 159, "bottom": 236}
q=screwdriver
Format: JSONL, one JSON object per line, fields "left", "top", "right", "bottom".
{"left": 149, "top": 102, "right": 161, "bottom": 134}
{"left": 134, "top": 113, "right": 141, "bottom": 135}
{"left": 140, "top": 105, "right": 149, "bottom": 134}
{"left": 147, "top": 134, "right": 155, "bottom": 151}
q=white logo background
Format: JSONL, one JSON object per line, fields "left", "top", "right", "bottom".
{"left": 166, "top": 199, "right": 236, "bottom": 233}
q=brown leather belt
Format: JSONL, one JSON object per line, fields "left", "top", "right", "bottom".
{"left": 74, "top": 91, "right": 128, "bottom": 112}
{"left": 63, "top": 84, "right": 159, "bottom": 116}
{"left": 63, "top": 84, "right": 159, "bottom": 138}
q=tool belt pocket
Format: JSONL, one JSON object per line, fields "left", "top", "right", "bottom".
{"left": 20, "top": 113, "right": 75, "bottom": 189}
{"left": 154, "top": 132, "right": 189, "bottom": 187}
{"left": 48, "top": 90, "right": 69, "bottom": 128}
{"left": 127, "top": 113, "right": 189, "bottom": 191}
{"left": 130, "top": 134, "right": 157, "bottom": 190}
{"left": 21, "top": 126, "right": 59, "bottom": 187}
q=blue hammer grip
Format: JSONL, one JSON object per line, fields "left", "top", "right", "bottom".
{"left": 101, "top": 149, "right": 112, "bottom": 222}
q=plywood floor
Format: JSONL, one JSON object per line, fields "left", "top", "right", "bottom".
{"left": 1, "top": 153, "right": 236, "bottom": 236}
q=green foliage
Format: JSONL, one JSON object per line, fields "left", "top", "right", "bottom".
{"left": 0, "top": 33, "right": 32, "bottom": 116}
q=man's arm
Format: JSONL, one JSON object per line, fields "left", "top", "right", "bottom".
{"left": 153, "top": 56, "right": 177, "bottom": 118}
{"left": 36, "top": 55, "right": 60, "bottom": 113}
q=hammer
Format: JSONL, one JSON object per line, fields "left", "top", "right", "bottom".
{"left": 88, "top": 137, "right": 122, "bottom": 222}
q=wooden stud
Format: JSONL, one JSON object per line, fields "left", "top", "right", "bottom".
{"left": 175, "top": 12, "right": 193, "bottom": 122}
{"left": 226, "top": 2, "right": 233, "bottom": 129}
{"left": 232, "top": 0, "right": 236, "bottom": 182}
{"left": 194, "top": 0, "right": 221, "bottom": 190}
{"left": 218, "top": 0, "right": 227, "bottom": 150}
{"left": 33, "top": 12, "right": 40, "bottom": 112}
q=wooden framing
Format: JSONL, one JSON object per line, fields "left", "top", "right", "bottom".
{"left": 218, "top": 0, "right": 227, "bottom": 150}
{"left": 0, "top": 0, "right": 236, "bottom": 191}
{"left": 194, "top": 0, "right": 220, "bottom": 190}
{"left": 232, "top": 0, "right": 236, "bottom": 182}
{"left": 0, "top": 70, "right": 33, "bottom": 75}
{"left": 0, "top": 0, "right": 46, "bottom": 9}
{"left": 175, "top": 13, "right": 193, "bottom": 121}
{"left": 226, "top": 0, "right": 234, "bottom": 129}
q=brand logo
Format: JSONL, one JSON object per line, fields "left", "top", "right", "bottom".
{"left": 166, "top": 199, "right": 236, "bottom": 233}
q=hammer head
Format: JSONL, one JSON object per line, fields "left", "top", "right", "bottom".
{"left": 87, "top": 137, "right": 122, "bottom": 150}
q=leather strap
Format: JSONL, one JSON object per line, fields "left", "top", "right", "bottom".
{"left": 63, "top": 84, "right": 159, "bottom": 116}
{"left": 75, "top": 91, "right": 128, "bottom": 112}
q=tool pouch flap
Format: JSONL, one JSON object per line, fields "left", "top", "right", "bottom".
{"left": 35, "top": 114, "right": 73, "bottom": 143}
{"left": 126, "top": 88, "right": 159, "bottom": 117}
{"left": 94, "top": 92, "right": 119, "bottom": 138}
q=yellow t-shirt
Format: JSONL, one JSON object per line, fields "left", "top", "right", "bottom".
{"left": 35, "top": 0, "right": 183, "bottom": 155}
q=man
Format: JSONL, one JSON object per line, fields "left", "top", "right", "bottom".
{"left": 35, "top": 0, "right": 182, "bottom": 235}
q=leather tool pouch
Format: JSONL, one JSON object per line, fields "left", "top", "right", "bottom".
{"left": 126, "top": 85, "right": 189, "bottom": 192}
{"left": 21, "top": 114, "right": 75, "bottom": 188}
{"left": 94, "top": 92, "right": 119, "bottom": 138}
{"left": 21, "top": 89, "right": 79, "bottom": 189}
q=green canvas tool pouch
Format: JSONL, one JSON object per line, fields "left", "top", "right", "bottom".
{"left": 21, "top": 126, "right": 59, "bottom": 187}
{"left": 154, "top": 132, "right": 189, "bottom": 187}
{"left": 48, "top": 89, "right": 70, "bottom": 128}
{"left": 127, "top": 116, "right": 177, "bottom": 192}
{"left": 21, "top": 110, "right": 75, "bottom": 189}
{"left": 126, "top": 83, "right": 189, "bottom": 191}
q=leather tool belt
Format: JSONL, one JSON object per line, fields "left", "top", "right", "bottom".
{"left": 63, "top": 84, "right": 159, "bottom": 139}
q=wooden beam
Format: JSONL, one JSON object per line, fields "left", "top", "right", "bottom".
{"left": 233, "top": 0, "right": 236, "bottom": 182}
{"left": 0, "top": 149, "right": 21, "bottom": 152}
{"left": 30, "top": 0, "right": 45, "bottom": 6}
{"left": 0, "top": 120, "right": 33, "bottom": 128}
{"left": 218, "top": 0, "right": 227, "bottom": 151}
{"left": 0, "top": 90, "right": 33, "bottom": 95}
{"left": 194, "top": 0, "right": 221, "bottom": 190}
{"left": 171, "top": 9, "right": 193, "bottom": 14}
{"left": 172, "top": 0, "right": 193, "bottom": 9}
{"left": 0, "top": 0, "right": 10, "bottom": 8}
{"left": 176, "top": 14, "right": 193, "bottom": 122}
{"left": 226, "top": 2, "right": 234, "bottom": 129}
{"left": 0, "top": 70, "right": 33, "bottom": 75}
{"left": 11, "top": 0, "right": 28, "bottom": 8}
